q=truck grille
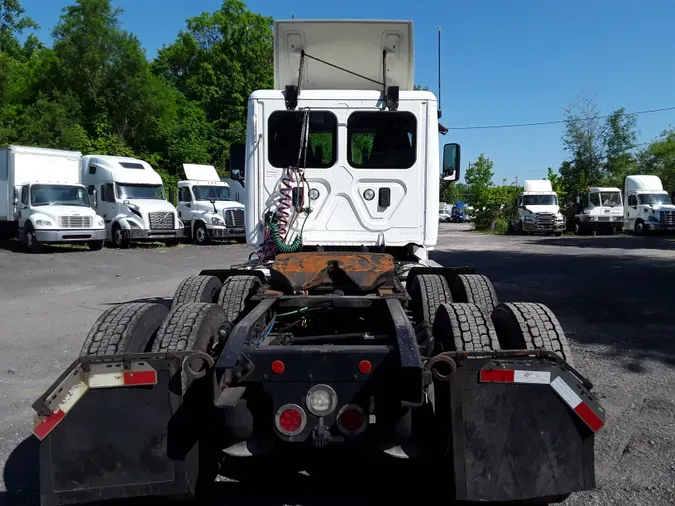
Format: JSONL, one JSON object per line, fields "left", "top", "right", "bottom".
{"left": 224, "top": 209, "right": 245, "bottom": 228}
{"left": 59, "top": 216, "right": 93, "bottom": 228}
{"left": 597, "top": 216, "right": 610, "bottom": 222}
{"left": 149, "top": 212, "right": 174, "bottom": 230}
{"left": 536, "top": 213, "right": 555, "bottom": 228}
{"left": 659, "top": 210, "right": 675, "bottom": 226}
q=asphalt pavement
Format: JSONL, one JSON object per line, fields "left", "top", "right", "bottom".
{"left": 1, "top": 225, "right": 674, "bottom": 506}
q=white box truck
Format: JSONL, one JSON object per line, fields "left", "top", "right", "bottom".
{"left": 510, "top": 179, "right": 565, "bottom": 235}
{"left": 176, "top": 164, "right": 246, "bottom": 245}
{"left": 81, "top": 155, "right": 185, "bottom": 247}
{"left": 0, "top": 145, "right": 106, "bottom": 252}
{"left": 623, "top": 175, "right": 675, "bottom": 234}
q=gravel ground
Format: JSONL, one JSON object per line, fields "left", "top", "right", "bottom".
{"left": 1, "top": 225, "right": 674, "bottom": 505}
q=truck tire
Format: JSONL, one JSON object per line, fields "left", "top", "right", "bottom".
{"left": 408, "top": 274, "right": 452, "bottom": 326}
{"left": 449, "top": 274, "right": 499, "bottom": 315}
{"left": 88, "top": 240, "right": 104, "bottom": 251}
{"left": 491, "top": 302, "right": 573, "bottom": 365}
{"left": 194, "top": 222, "right": 210, "bottom": 245}
{"left": 23, "top": 222, "right": 41, "bottom": 253}
{"left": 432, "top": 302, "right": 500, "bottom": 352}
{"left": 172, "top": 275, "right": 222, "bottom": 309}
{"left": 111, "top": 222, "right": 130, "bottom": 248}
{"left": 217, "top": 275, "right": 262, "bottom": 324}
{"left": 149, "top": 302, "right": 229, "bottom": 501}
{"left": 80, "top": 302, "right": 169, "bottom": 356}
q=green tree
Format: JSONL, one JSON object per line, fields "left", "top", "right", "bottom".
{"left": 603, "top": 108, "right": 638, "bottom": 185}
{"left": 0, "top": 0, "right": 39, "bottom": 57}
{"left": 465, "top": 154, "right": 496, "bottom": 229}
{"left": 546, "top": 167, "right": 566, "bottom": 203}
{"left": 639, "top": 128, "right": 675, "bottom": 190}
{"left": 153, "top": 0, "right": 274, "bottom": 166}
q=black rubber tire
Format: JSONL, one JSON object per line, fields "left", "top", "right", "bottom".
{"left": 217, "top": 275, "right": 262, "bottom": 324}
{"left": 88, "top": 240, "right": 104, "bottom": 251}
{"left": 150, "top": 302, "right": 229, "bottom": 501}
{"left": 194, "top": 222, "right": 210, "bottom": 246}
{"left": 151, "top": 302, "right": 228, "bottom": 353}
{"left": 407, "top": 274, "right": 452, "bottom": 326}
{"left": 111, "top": 222, "right": 130, "bottom": 248}
{"left": 433, "top": 302, "right": 500, "bottom": 352}
{"left": 23, "top": 223, "right": 41, "bottom": 253}
{"left": 449, "top": 274, "right": 499, "bottom": 316}
{"left": 491, "top": 302, "right": 573, "bottom": 365}
{"left": 171, "top": 275, "right": 222, "bottom": 309}
{"left": 80, "top": 302, "right": 169, "bottom": 356}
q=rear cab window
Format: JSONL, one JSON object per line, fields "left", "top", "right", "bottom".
{"left": 268, "top": 111, "right": 337, "bottom": 168}
{"left": 348, "top": 111, "right": 417, "bottom": 169}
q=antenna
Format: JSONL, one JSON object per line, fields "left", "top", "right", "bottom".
{"left": 437, "top": 26, "right": 442, "bottom": 119}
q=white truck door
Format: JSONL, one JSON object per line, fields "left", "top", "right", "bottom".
{"left": 261, "top": 104, "right": 424, "bottom": 247}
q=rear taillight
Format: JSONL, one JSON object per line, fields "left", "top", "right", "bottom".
{"left": 336, "top": 404, "right": 367, "bottom": 436}
{"left": 275, "top": 403, "right": 307, "bottom": 436}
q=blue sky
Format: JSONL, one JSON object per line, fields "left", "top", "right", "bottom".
{"left": 22, "top": 0, "right": 675, "bottom": 183}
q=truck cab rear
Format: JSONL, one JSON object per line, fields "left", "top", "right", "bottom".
{"left": 32, "top": 19, "right": 604, "bottom": 506}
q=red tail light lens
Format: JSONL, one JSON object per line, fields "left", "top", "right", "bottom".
{"left": 336, "top": 404, "right": 367, "bottom": 436}
{"left": 275, "top": 404, "right": 306, "bottom": 436}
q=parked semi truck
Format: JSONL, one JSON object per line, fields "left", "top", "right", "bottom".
{"left": 565, "top": 186, "right": 624, "bottom": 234}
{"left": 623, "top": 174, "right": 675, "bottom": 234}
{"left": 510, "top": 179, "right": 565, "bottom": 235}
{"left": 176, "top": 164, "right": 246, "bottom": 244}
{"left": 81, "top": 155, "right": 184, "bottom": 247}
{"left": 32, "top": 20, "right": 604, "bottom": 506}
{"left": 0, "top": 145, "right": 105, "bottom": 252}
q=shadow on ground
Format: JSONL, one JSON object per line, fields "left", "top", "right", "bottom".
{"left": 431, "top": 248, "right": 675, "bottom": 369}
{"left": 531, "top": 235, "right": 675, "bottom": 251}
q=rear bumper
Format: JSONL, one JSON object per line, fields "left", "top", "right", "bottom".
{"left": 34, "top": 229, "right": 106, "bottom": 243}
{"left": 124, "top": 228, "right": 185, "bottom": 241}
{"left": 208, "top": 225, "right": 245, "bottom": 238}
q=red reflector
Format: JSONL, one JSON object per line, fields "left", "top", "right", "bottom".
{"left": 480, "top": 369, "right": 515, "bottom": 383}
{"left": 34, "top": 409, "right": 66, "bottom": 440}
{"left": 271, "top": 360, "right": 285, "bottom": 374}
{"left": 358, "top": 360, "right": 372, "bottom": 374}
{"left": 574, "top": 402, "right": 605, "bottom": 432}
{"left": 123, "top": 370, "right": 157, "bottom": 386}
{"left": 278, "top": 408, "right": 303, "bottom": 433}
{"left": 340, "top": 409, "right": 364, "bottom": 432}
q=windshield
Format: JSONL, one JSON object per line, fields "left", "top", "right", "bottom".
{"left": 30, "top": 184, "right": 89, "bottom": 207}
{"left": 117, "top": 183, "right": 164, "bottom": 200}
{"left": 523, "top": 194, "right": 557, "bottom": 206}
{"left": 639, "top": 193, "right": 672, "bottom": 205}
{"left": 599, "top": 192, "right": 622, "bottom": 207}
{"left": 193, "top": 185, "right": 232, "bottom": 201}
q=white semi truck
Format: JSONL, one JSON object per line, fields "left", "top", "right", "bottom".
{"left": 0, "top": 145, "right": 106, "bottom": 252}
{"left": 176, "top": 164, "right": 246, "bottom": 244}
{"left": 33, "top": 20, "right": 604, "bottom": 506}
{"left": 623, "top": 174, "right": 675, "bottom": 234}
{"left": 510, "top": 179, "right": 565, "bottom": 235}
{"left": 81, "top": 155, "right": 184, "bottom": 247}
{"left": 565, "top": 186, "right": 624, "bottom": 234}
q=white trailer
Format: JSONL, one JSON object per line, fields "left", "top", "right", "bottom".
{"left": 623, "top": 175, "right": 675, "bottom": 234}
{"left": 176, "top": 164, "right": 246, "bottom": 245}
{"left": 0, "top": 145, "right": 106, "bottom": 252}
{"left": 81, "top": 155, "right": 185, "bottom": 247}
{"left": 510, "top": 180, "right": 565, "bottom": 235}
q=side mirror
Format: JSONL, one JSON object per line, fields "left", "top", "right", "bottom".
{"left": 230, "top": 143, "right": 245, "bottom": 179}
{"left": 91, "top": 189, "right": 98, "bottom": 209}
{"left": 442, "top": 143, "right": 461, "bottom": 181}
{"left": 169, "top": 188, "right": 175, "bottom": 205}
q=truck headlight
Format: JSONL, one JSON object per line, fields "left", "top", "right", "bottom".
{"left": 211, "top": 217, "right": 224, "bottom": 226}
{"left": 524, "top": 215, "right": 536, "bottom": 223}
{"left": 95, "top": 216, "right": 105, "bottom": 226}
{"left": 648, "top": 215, "right": 659, "bottom": 223}
{"left": 35, "top": 220, "right": 52, "bottom": 227}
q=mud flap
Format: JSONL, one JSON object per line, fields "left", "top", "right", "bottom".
{"left": 32, "top": 352, "right": 210, "bottom": 506}
{"left": 446, "top": 357, "right": 604, "bottom": 502}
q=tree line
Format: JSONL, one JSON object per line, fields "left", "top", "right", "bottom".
{"left": 0, "top": 0, "right": 272, "bottom": 189}
{"left": 442, "top": 93, "right": 674, "bottom": 233}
